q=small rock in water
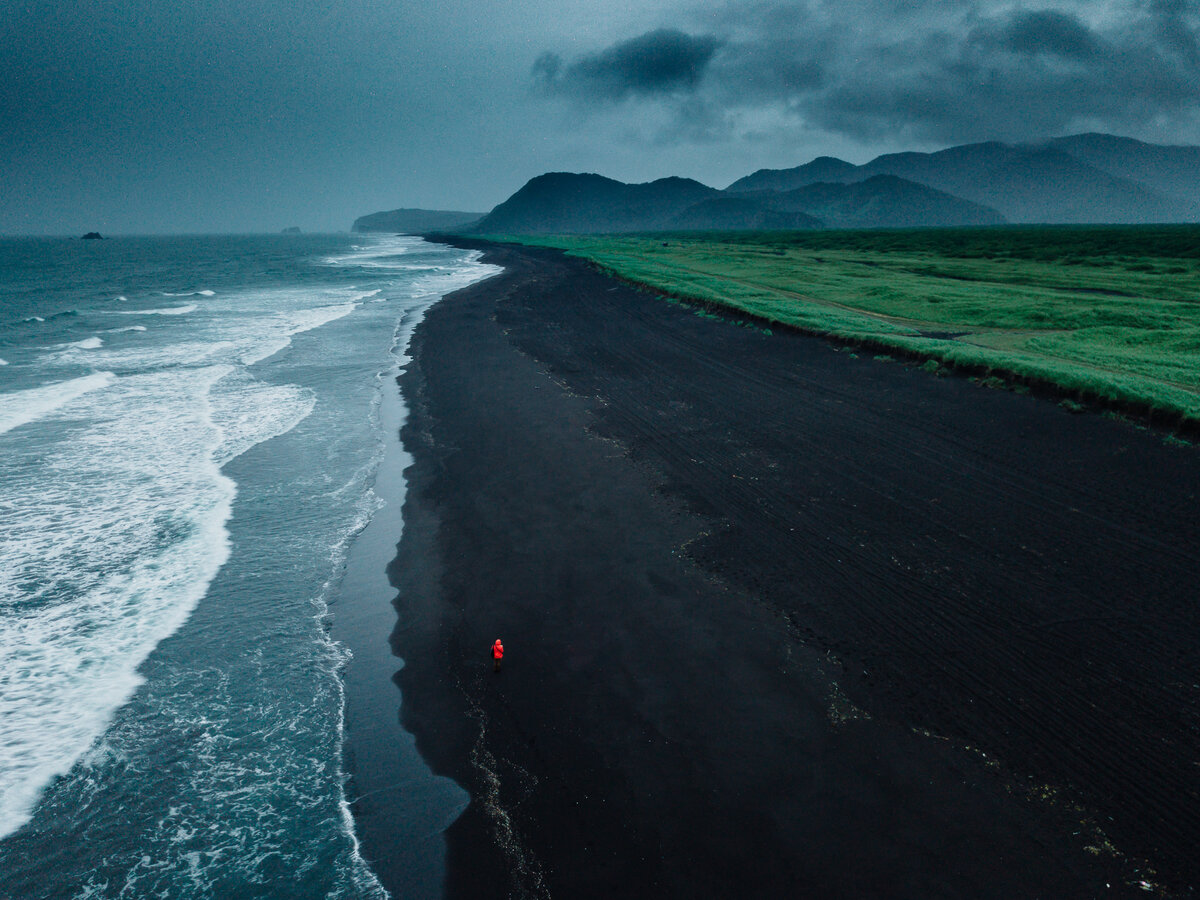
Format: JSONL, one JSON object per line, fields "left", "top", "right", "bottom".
{"left": 81, "top": 232, "right": 104, "bottom": 240}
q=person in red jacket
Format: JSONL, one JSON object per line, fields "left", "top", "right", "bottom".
{"left": 492, "top": 638, "right": 504, "bottom": 672}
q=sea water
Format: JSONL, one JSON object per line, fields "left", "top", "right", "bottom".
{"left": 0, "top": 234, "right": 497, "bottom": 898}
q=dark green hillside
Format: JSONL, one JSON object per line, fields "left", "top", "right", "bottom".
{"left": 772, "top": 175, "right": 1005, "bottom": 228}
{"left": 471, "top": 173, "right": 720, "bottom": 233}
{"left": 668, "top": 197, "right": 823, "bottom": 230}
{"left": 727, "top": 156, "right": 859, "bottom": 193}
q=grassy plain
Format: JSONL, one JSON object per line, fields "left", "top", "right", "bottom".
{"left": 484, "top": 226, "right": 1200, "bottom": 425}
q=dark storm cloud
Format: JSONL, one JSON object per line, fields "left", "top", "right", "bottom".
{"left": 535, "top": 0, "right": 1200, "bottom": 146}
{"left": 801, "top": 0, "right": 1200, "bottom": 143}
{"left": 1148, "top": 0, "right": 1200, "bottom": 63}
{"left": 988, "top": 10, "right": 1100, "bottom": 58}
{"left": 533, "top": 29, "right": 722, "bottom": 101}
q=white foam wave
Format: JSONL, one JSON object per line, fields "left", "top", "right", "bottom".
{"left": 117, "top": 305, "right": 196, "bottom": 316}
{"left": 321, "top": 235, "right": 420, "bottom": 270}
{"left": 0, "top": 366, "right": 236, "bottom": 838}
{"left": 291, "top": 301, "right": 360, "bottom": 337}
{"left": 24, "top": 316, "right": 45, "bottom": 323}
{"left": 105, "top": 325, "right": 147, "bottom": 333}
{"left": 0, "top": 319, "right": 332, "bottom": 839}
{"left": 0, "top": 359, "right": 6, "bottom": 366}
{"left": 68, "top": 340, "right": 235, "bottom": 373}
{"left": 406, "top": 261, "right": 502, "bottom": 305}
{"left": 56, "top": 291, "right": 362, "bottom": 376}
{"left": 115, "top": 296, "right": 128, "bottom": 302}
{"left": 0, "top": 372, "right": 117, "bottom": 435}
{"left": 240, "top": 301, "right": 359, "bottom": 366}
{"left": 208, "top": 372, "right": 316, "bottom": 466}
{"left": 163, "top": 290, "right": 214, "bottom": 297}
{"left": 67, "top": 336, "right": 103, "bottom": 350}
{"left": 0, "top": 348, "right": 321, "bottom": 844}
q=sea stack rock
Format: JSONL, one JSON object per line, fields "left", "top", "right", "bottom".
{"left": 81, "top": 232, "right": 104, "bottom": 240}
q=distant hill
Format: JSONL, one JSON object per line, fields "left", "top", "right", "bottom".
{"left": 667, "top": 197, "right": 823, "bottom": 230}
{"left": 728, "top": 156, "right": 858, "bottom": 194}
{"left": 471, "top": 173, "right": 722, "bottom": 233}
{"left": 768, "top": 175, "right": 1004, "bottom": 228}
{"left": 857, "top": 142, "right": 1189, "bottom": 224}
{"left": 352, "top": 208, "right": 485, "bottom": 233}
{"left": 1046, "top": 133, "right": 1200, "bottom": 206}
{"left": 728, "top": 135, "right": 1200, "bottom": 224}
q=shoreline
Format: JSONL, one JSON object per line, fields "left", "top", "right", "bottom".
{"left": 330, "top": 303, "right": 468, "bottom": 900}
{"left": 381, "top": 238, "right": 1199, "bottom": 897}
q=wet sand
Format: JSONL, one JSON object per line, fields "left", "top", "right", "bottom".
{"left": 375, "top": 239, "right": 1199, "bottom": 898}
{"left": 332, "top": 324, "right": 467, "bottom": 898}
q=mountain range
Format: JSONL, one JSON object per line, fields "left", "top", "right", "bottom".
{"left": 727, "top": 133, "right": 1200, "bottom": 226}
{"left": 470, "top": 169, "right": 1002, "bottom": 233}
{"left": 355, "top": 133, "right": 1200, "bottom": 234}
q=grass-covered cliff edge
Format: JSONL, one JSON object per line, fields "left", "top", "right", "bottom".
{"left": 474, "top": 225, "right": 1200, "bottom": 429}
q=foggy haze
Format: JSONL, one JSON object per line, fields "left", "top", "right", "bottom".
{"left": 3, "top": 0, "right": 1198, "bottom": 234}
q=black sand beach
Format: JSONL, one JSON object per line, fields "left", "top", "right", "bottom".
{"left": 368, "top": 240, "right": 1199, "bottom": 898}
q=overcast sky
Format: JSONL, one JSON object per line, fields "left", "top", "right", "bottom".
{"left": 3, "top": 0, "right": 1199, "bottom": 234}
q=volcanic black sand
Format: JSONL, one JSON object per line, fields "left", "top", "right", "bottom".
{"left": 367, "top": 239, "right": 1199, "bottom": 899}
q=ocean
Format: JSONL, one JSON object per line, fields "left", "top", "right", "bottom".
{"left": 0, "top": 234, "right": 498, "bottom": 898}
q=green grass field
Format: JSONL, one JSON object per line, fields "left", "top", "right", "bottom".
{"left": 483, "top": 226, "right": 1200, "bottom": 426}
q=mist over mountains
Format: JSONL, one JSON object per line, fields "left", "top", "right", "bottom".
{"left": 730, "top": 133, "right": 1200, "bottom": 225}
{"left": 354, "top": 133, "right": 1200, "bottom": 234}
